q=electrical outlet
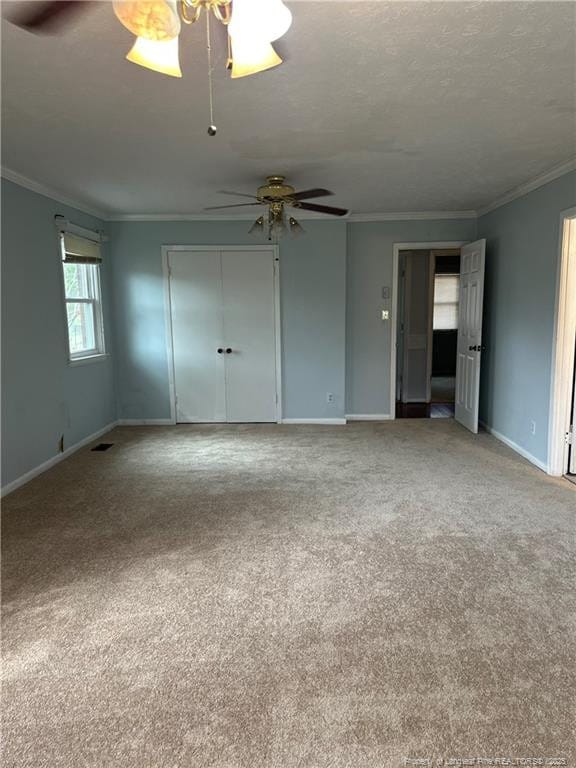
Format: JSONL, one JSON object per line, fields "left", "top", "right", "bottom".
{"left": 530, "top": 420, "right": 536, "bottom": 436}
{"left": 327, "top": 392, "right": 335, "bottom": 404}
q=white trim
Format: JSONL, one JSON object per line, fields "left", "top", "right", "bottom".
{"left": 478, "top": 159, "right": 576, "bottom": 217}
{"left": 108, "top": 211, "right": 477, "bottom": 223}
{"left": 345, "top": 414, "right": 393, "bottom": 421}
{"left": 391, "top": 242, "right": 466, "bottom": 418}
{"left": 162, "top": 248, "right": 178, "bottom": 425}
{"left": 281, "top": 418, "right": 347, "bottom": 425}
{"left": 162, "top": 245, "right": 282, "bottom": 424}
{"left": 548, "top": 208, "right": 576, "bottom": 476}
{"left": 107, "top": 212, "right": 347, "bottom": 222}
{"left": 1, "top": 421, "right": 118, "bottom": 497}
{"left": 116, "top": 419, "right": 174, "bottom": 425}
{"left": 348, "top": 211, "right": 477, "bottom": 222}
{"left": 4, "top": 160, "right": 574, "bottom": 224}
{"left": 1, "top": 166, "right": 108, "bottom": 220}
{"left": 273, "top": 251, "right": 283, "bottom": 423}
{"left": 68, "top": 353, "right": 109, "bottom": 367}
{"left": 480, "top": 421, "right": 548, "bottom": 474}
{"left": 426, "top": 252, "right": 435, "bottom": 403}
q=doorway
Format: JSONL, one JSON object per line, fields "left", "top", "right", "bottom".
{"left": 164, "top": 246, "right": 282, "bottom": 423}
{"left": 392, "top": 239, "right": 486, "bottom": 432}
{"left": 395, "top": 248, "right": 461, "bottom": 419}
{"left": 548, "top": 208, "right": 576, "bottom": 479}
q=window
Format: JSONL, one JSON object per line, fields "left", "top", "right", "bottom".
{"left": 60, "top": 232, "right": 106, "bottom": 360}
{"left": 433, "top": 273, "right": 459, "bottom": 330}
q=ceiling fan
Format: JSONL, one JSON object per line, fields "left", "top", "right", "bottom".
{"left": 205, "top": 176, "right": 349, "bottom": 240}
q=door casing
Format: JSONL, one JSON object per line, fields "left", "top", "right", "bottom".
{"left": 391, "top": 241, "right": 467, "bottom": 417}
{"left": 548, "top": 208, "right": 576, "bottom": 476}
{"left": 162, "top": 245, "right": 282, "bottom": 425}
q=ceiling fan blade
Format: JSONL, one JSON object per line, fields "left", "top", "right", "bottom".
{"left": 297, "top": 202, "right": 349, "bottom": 217}
{"left": 217, "top": 190, "right": 259, "bottom": 200}
{"left": 291, "top": 188, "right": 334, "bottom": 201}
{"left": 9, "top": 1, "right": 88, "bottom": 33}
{"left": 204, "top": 203, "right": 262, "bottom": 210}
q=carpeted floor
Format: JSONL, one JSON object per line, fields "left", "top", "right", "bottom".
{"left": 2, "top": 421, "right": 575, "bottom": 767}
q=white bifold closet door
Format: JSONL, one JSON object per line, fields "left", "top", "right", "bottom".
{"left": 169, "top": 249, "right": 278, "bottom": 423}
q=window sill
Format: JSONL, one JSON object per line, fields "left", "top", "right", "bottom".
{"left": 68, "top": 353, "right": 109, "bottom": 367}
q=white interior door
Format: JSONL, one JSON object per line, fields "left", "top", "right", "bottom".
{"left": 455, "top": 239, "right": 486, "bottom": 433}
{"left": 169, "top": 248, "right": 279, "bottom": 423}
{"left": 169, "top": 250, "right": 226, "bottom": 422}
{"left": 221, "top": 250, "right": 278, "bottom": 422}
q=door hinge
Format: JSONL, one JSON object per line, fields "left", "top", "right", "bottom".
{"left": 566, "top": 425, "right": 573, "bottom": 445}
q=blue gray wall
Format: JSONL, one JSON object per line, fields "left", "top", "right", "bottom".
{"left": 4, "top": 170, "right": 574, "bottom": 486}
{"left": 478, "top": 171, "right": 576, "bottom": 467}
{"left": 346, "top": 219, "right": 477, "bottom": 416}
{"left": 107, "top": 220, "right": 347, "bottom": 421}
{"left": 109, "top": 217, "right": 478, "bottom": 422}
{"left": 1, "top": 179, "right": 116, "bottom": 488}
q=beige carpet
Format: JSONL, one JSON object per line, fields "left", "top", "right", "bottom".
{"left": 2, "top": 421, "right": 575, "bottom": 767}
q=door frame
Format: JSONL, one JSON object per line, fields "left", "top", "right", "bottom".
{"left": 391, "top": 241, "right": 466, "bottom": 418}
{"left": 162, "top": 245, "right": 282, "bottom": 425}
{"left": 548, "top": 208, "right": 576, "bottom": 476}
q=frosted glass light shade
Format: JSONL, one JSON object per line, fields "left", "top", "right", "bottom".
{"left": 249, "top": 216, "right": 265, "bottom": 236}
{"left": 288, "top": 217, "right": 305, "bottom": 237}
{"left": 230, "top": 36, "right": 282, "bottom": 79}
{"left": 114, "top": 1, "right": 180, "bottom": 41}
{"left": 126, "top": 36, "right": 182, "bottom": 77}
{"left": 229, "top": 0, "right": 292, "bottom": 44}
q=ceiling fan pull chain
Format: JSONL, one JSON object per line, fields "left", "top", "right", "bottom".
{"left": 206, "top": 9, "right": 217, "bottom": 136}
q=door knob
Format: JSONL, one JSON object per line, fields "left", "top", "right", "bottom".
{"left": 226, "top": 348, "right": 232, "bottom": 354}
{"left": 217, "top": 348, "right": 223, "bottom": 354}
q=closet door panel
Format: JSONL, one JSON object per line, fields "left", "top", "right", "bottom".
{"left": 221, "top": 250, "right": 277, "bottom": 422}
{"left": 169, "top": 250, "right": 226, "bottom": 422}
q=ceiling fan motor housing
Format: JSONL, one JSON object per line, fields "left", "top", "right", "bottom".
{"left": 257, "top": 175, "right": 295, "bottom": 202}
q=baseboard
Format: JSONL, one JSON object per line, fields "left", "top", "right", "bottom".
{"left": 281, "top": 418, "right": 347, "bottom": 425}
{"left": 1, "top": 420, "right": 119, "bottom": 497}
{"left": 345, "top": 414, "right": 394, "bottom": 421}
{"left": 116, "top": 419, "right": 175, "bottom": 426}
{"left": 479, "top": 421, "right": 549, "bottom": 474}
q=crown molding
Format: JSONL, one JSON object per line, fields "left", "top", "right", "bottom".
{"left": 4, "top": 158, "right": 575, "bottom": 224}
{"left": 347, "top": 210, "right": 477, "bottom": 222}
{"left": 477, "top": 158, "right": 576, "bottom": 218}
{"left": 1, "top": 166, "right": 109, "bottom": 221}
{"left": 105, "top": 211, "right": 347, "bottom": 222}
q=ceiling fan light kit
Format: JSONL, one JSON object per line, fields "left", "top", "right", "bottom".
{"left": 113, "top": 0, "right": 291, "bottom": 80}
{"left": 207, "top": 176, "right": 349, "bottom": 240}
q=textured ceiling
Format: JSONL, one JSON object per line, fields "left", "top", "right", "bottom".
{"left": 2, "top": 1, "right": 575, "bottom": 216}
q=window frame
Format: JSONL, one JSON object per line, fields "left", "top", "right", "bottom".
{"left": 59, "top": 234, "right": 107, "bottom": 364}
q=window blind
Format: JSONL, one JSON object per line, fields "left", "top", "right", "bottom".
{"left": 433, "top": 274, "right": 459, "bottom": 330}
{"left": 62, "top": 233, "right": 102, "bottom": 264}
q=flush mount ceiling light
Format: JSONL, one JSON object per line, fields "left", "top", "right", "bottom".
{"left": 205, "top": 175, "right": 349, "bottom": 241}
